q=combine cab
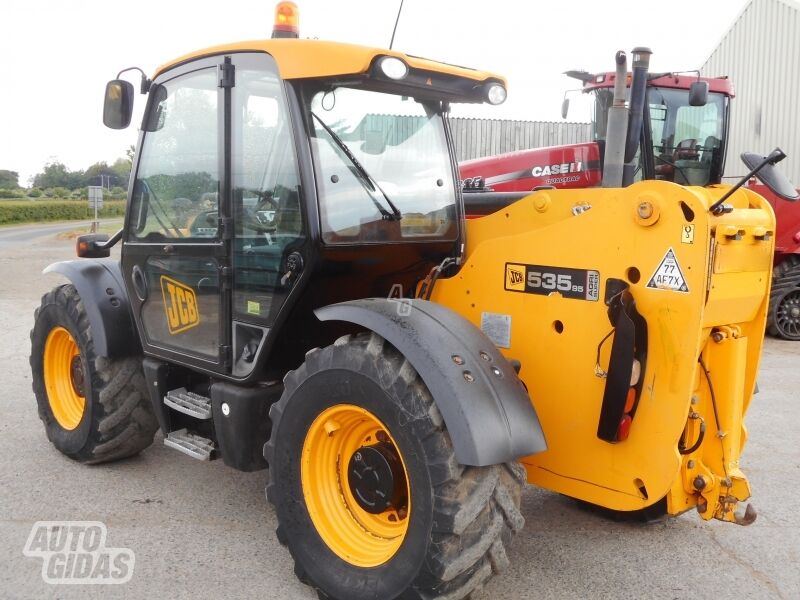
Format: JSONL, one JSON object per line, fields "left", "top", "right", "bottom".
{"left": 460, "top": 71, "right": 734, "bottom": 192}
{"left": 460, "top": 62, "right": 800, "bottom": 340}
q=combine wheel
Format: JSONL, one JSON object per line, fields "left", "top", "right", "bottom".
{"left": 768, "top": 255, "right": 800, "bottom": 340}
{"left": 266, "top": 332, "right": 526, "bottom": 600}
{"left": 30, "top": 284, "right": 158, "bottom": 463}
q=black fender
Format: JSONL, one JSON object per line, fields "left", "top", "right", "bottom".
{"left": 43, "top": 259, "right": 140, "bottom": 357}
{"left": 315, "top": 298, "right": 547, "bottom": 467}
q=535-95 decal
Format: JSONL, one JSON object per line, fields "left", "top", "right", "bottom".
{"left": 505, "top": 263, "right": 600, "bottom": 302}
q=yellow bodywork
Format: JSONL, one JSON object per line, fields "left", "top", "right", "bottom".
{"left": 431, "top": 181, "right": 774, "bottom": 523}
{"left": 155, "top": 38, "right": 505, "bottom": 85}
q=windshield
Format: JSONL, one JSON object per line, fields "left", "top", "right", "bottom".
{"left": 591, "top": 87, "right": 727, "bottom": 186}
{"left": 306, "top": 87, "right": 457, "bottom": 244}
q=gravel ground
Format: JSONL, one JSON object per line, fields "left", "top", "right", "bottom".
{"left": 0, "top": 226, "right": 797, "bottom": 600}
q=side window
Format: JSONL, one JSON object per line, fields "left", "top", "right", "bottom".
{"left": 232, "top": 57, "right": 303, "bottom": 324}
{"left": 129, "top": 69, "right": 220, "bottom": 241}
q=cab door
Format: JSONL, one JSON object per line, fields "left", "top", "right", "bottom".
{"left": 122, "top": 53, "right": 305, "bottom": 375}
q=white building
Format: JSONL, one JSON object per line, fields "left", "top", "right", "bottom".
{"left": 702, "top": 0, "right": 800, "bottom": 186}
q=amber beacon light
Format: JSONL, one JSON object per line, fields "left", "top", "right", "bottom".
{"left": 272, "top": 1, "right": 300, "bottom": 38}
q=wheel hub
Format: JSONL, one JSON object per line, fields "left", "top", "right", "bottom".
{"left": 775, "top": 290, "right": 800, "bottom": 339}
{"left": 348, "top": 442, "right": 406, "bottom": 514}
{"left": 70, "top": 355, "right": 86, "bottom": 397}
{"left": 43, "top": 326, "right": 86, "bottom": 430}
{"left": 300, "top": 404, "right": 411, "bottom": 567}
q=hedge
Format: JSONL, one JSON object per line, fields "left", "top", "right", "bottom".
{"left": 0, "top": 200, "right": 127, "bottom": 225}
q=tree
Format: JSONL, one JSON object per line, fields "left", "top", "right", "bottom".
{"left": 32, "top": 162, "right": 85, "bottom": 190}
{"left": 84, "top": 161, "right": 116, "bottom": 188}
{"left": 110, "top": 157, "right": 131, "bottom": 188}
{"left": 0, "top": 170, "right": 19, "bottom": 189}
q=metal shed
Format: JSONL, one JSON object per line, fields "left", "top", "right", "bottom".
{"left": 702, "top": 0, "right": 800, "bottom": 185}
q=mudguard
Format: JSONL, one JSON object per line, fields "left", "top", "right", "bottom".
{"left": 43, "top": 259, "right": 139, "bottom": 357}
{"left": 315, "top": 298, "right": 547, "bottom": 466}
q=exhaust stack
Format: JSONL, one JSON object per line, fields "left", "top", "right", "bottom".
{"left": 601, "top": 51, "right": 629, "bottom": 188}
{"left": 622, "top": 47, "right": 652, "bottom": 186}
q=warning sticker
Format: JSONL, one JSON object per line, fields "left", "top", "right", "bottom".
{"left": 646, "top": 248, "right": 689, "bottom": 292}
{"left": 481, "top": 312, "right": 512, "bottom": 349}
{"left": 681, "top": 224, "right": 695, "bottom": 244}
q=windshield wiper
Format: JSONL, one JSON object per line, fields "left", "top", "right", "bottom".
{"left": 312, "top": 112, "right": 402, "bottom": 221}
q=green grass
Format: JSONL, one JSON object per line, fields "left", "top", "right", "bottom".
{"left": 0, "top": 200, "right": 126, "bottom": 226}
{"left": 56, "top": 221, "right": 123, "bottom": 240}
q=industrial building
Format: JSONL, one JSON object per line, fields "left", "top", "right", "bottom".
{"left": 451, "top": 0, "right": 800, "bottom": 187}
{"left": 702, "top": 0, "right": 800, "bottom": 185}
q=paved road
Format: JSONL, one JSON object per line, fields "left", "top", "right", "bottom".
{"left": 0, "top": 232, "right": 798, "bottom": 600}
{"left": 0, "top": 220, "right": 121, "bottom": 247}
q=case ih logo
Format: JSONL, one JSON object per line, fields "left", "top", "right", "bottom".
{"left": 160, "top": 276, "right": 200, "bottom": 334}
{"left": 530, "top": 162, "right": 583, "bottom": 177}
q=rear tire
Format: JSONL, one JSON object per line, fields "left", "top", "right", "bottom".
{"left": 767, "top": 255, "right": 800, "bottom": 340}
{"left": 266, "top": 333, "right": 526, "bottom": 600}
{"left": 30, "top": 284, "right": 158, "bottom": 463}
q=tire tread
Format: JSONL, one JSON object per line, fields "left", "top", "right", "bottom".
{"left": 266, "top": 332, "right": 525, "bottom": 600}
{"left": 30, "top": 283, "right": 157, "bottom": 464}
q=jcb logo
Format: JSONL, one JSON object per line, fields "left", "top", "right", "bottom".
{"left": 160, "top": 276, "right": 199, "bottom": 334}
{"left": 505, "top": 264, "right": 526, "bottom": 291}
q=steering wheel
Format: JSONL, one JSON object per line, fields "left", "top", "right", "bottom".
{"left": 237, "top": 190, "right": 279, "bottom": 234}
{"left": 189, "top": 210, "right": 219, "bottom": 237}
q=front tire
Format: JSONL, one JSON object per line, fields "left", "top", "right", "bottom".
{"left": 30, "top": 283, "right": 158, "bottom": 463}
{"left": 266, "top": 333, "right": 526, "bottom": 600}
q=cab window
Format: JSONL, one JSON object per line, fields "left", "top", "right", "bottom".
{"left": 306, "top": 86, "right": 457, "bottom": 244}
{"left": 231, "top": 55, "right": 304, "bottom": 325}
{"left": 129, "top": 69, "right": 220, "bottom": 241}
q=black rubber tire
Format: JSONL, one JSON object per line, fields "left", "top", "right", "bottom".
{"left": 265, "top": 332, "right": 526, "bottom": 600}
{"left": 767, "top": 254, "right": 800, "bottom": 340}
{"left": 30, "top": 283, "right": 158, "bottom": 464}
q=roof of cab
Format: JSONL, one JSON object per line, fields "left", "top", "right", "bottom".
{"left": 580, "top": 72, "right": 735, "bottom": 97}
{"left": 155, "top": 38, "right": 506, "bottom": 85}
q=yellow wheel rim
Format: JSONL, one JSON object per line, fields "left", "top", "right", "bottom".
{"left": 43, "top": 326, "right": 86, "bottom": 430}
{"left": 301, "top": 404, "right": 411, "bottom": 567}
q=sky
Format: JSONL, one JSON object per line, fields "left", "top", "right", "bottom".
{"left": 0, "top": 0, "right": 750, "bottom": 186}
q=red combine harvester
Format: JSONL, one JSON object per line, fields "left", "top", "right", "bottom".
{"left": 460, "top": 62, "right": 800, "bottom": 339}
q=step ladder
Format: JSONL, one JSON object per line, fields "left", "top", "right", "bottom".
{"left": 162, "top": 388, "right": 216, "bottom": 461}
{"left": 164, "top": 428, "right": 216, "bottom": 461}
{"left": 164, "top": 388, "right": 212, "bottom": 419}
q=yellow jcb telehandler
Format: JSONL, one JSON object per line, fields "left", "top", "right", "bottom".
{"left": 30, "top": 3, "right": 798, "bottom": 599}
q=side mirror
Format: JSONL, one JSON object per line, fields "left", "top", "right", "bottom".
{"left": 688, "top": 80, "right": 708, "bottom": 107}
{"left": 561, "top": 97, "right": 570, "bottom": 119}
{"left": 103, "top": 80, "right": 134, "bottom": 129}
{"left": 742, "top": 150, "right": 799, "bottom": 201}
{"left": 76, "top": 234, "right": 111, "bottom": 258}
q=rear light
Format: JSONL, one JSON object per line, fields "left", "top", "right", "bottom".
{"left": 616, "top": 414, "right": 633, "bottom": 441}
{"left": 272, "top": 1, "right": 299, "bottom": 38}
{"left": 595, "top": 284, "right": 647, "bottom": 444}
{"left": 623, "top": 387, "right": 636, "bottom": 413}
{"left": 630, "top": 359, "right": 641, "bottom": 386}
